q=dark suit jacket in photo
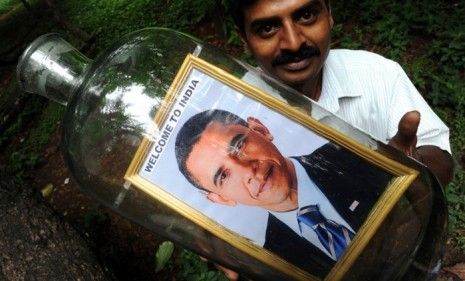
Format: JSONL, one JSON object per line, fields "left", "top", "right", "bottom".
{"left": 263, "top": 142, "right": 393, "bottom": 278}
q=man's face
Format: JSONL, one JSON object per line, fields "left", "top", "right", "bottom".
{"left": 185, "top": 120, "right": 295, "bottom": 209}
{"left": 242, "top": 0, "right": 333, "bottom": 86}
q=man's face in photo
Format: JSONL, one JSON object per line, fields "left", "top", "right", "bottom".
{"left": 185, "top": 119, "right": 295, "bottom": 209}
{"left": 241, "top": 0, "right": 333, "bottom": 86}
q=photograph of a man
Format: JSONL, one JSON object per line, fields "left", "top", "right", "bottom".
{"left": 175, "top": 109, "right": 392, "bottom": 276}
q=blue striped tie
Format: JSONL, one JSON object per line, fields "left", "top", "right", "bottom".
{"left": 297, "top": 204, "right": 354, "bottom": 259}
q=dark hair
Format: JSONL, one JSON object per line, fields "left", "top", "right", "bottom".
{"left": 175, "top": 109, "right": 248, "bottom": 191}
{"left": 226, "top": 0, "right": 331, "bottom": 35}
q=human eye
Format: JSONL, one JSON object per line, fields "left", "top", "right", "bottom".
{"left": 294, "top": 4, "right": 320, "bottom": 24}
{"left": 214, "top": 167, "right": 229, "bottom": 187}
{"left": 235, "top": 136, "right": 245, "bottom": 151}
{"left": 218, "top": 170, "right": 229, "bottom": 186}
{"left": 258, "top": 24, "right": 279, "bottom": 38}
{"left": 251, "top": 19, "right": 280, "bottom": 38}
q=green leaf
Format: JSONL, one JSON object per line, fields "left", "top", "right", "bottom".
{"left": 154, "top": 241, "right": 174, "bottom": 273}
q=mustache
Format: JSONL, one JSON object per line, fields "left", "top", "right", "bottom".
{"left": 271, "top": 45, "right": 321, "bottom": 67}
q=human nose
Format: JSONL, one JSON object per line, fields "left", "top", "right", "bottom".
{"left": 245, "top": 176, "right": 261, "bottom": 198}
{"left": 242, "top": 161, "right": 262, "bottom": 198}
{"left": 231, "top": 149, "right": 263, "bottom": 185}
{"left": 280, "top": 21, "right": 305, "bottom": 51}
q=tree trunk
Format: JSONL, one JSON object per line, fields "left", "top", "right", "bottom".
{"left": 0, "top": 173, "right": 112, "bottom": 281}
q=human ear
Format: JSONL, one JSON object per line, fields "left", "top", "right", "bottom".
{"left": 207, "top": 193, "right": 237, "bottom": 206}
{"left": 247, "top": 117, "right": 273, "bottom": 141}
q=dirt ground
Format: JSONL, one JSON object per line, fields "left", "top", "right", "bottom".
{"left": 27, "top": 126, "right": 175, "bottom": 281}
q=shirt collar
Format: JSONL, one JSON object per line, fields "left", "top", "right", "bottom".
{"left": 290, "top": 158, "right": 320, "bottom": 208}
{"left": 317, "top": 52, "right": 361, "bottom": 114}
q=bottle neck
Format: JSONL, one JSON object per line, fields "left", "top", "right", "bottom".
{"left": 17, "top": 34, "right": 92, "bottom": 106}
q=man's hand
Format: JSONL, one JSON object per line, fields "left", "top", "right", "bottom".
{"left": 199, "top": 257, "right": 240, "bottom": 280}
{"left": 388, "top": 111, "right": 453, "bottom": 186}
{"left": 215, "top": 264, "right": 239, "bottom": 280}
{"left": 388, "top": 111, "right": 421, "bottom": 158}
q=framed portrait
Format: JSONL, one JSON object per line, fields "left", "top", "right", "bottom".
{"left": 125, "top": 54, "right": 418, "bottom": 280}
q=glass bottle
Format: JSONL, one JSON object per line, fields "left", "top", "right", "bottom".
{"left": 17, "top": 28, "right": 447, "bottom": 281}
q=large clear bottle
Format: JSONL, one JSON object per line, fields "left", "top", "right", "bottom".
{"left": 16, "top": 28, "right": 447, "bottom": 281}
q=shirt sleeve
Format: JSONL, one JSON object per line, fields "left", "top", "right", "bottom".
{"left": 388, "top": 63, "right": 451, "bottom": 154}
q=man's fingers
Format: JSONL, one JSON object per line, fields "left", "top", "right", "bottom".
{"left": 214, "top": 264, "right": 240, "bottom": 280}
{"left": 200, "top": 257, "right": 239, "bottom": 280}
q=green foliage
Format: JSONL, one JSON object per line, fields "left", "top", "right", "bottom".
{"left": 176, "top": 249, "right": 227, "bottom": 281}
{"left": 332, "top": 24, "right": 364, "bottom": 50}
{"left": 61, "top": 0, "right": 160, "bottom": 50}
{"left": 8, "top": 151, "right": 40, "bottom": 177}
{"left": 4, "top": 99, "right": 64, "bottom": 177}
{"left": 22, "top": 102, "right": 64, "bottom": 152}
{"left": 430, "top": 31, "right": 465, "bottom": 71}
{"left": 330, "top": 0, "right": 465, "bottom": 250}
{"left": 429, "top": 72, "right": 465, "bottom": 107}
{"left": 439, "top": 102, "right": 465, "bottom": 249}
{"left": 434, "top": 103, "right": 465, "bottom": 254}
{"left": 0, "top": 0, "right": 18, "bottom": 13}
{"left": 60, "top": 0, "right": 227, "bottom": 51}
{"left": 446, "top": 165, "right": 465, "bottom": 251}
{"left": 402, "top": 57, "right": 431, "bottom": 91}
{"left": 158, "top": 0, "right": 214, "bottom": 31}
{"left": 331, "top": 0, "right": 465, "bottom": 107}
{"left": 446, "top": 172, "right": 465, "bottom": 231}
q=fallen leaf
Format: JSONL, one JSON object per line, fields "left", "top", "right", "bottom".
{"left": 41, "top": 183, "right": 54, "bottom": 197}
{"left": 155, "top": 241, "right": 174, "bottom": 272}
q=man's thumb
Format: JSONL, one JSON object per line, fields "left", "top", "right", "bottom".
{"left": 395, "top": 111, "right": 421, "bottom": 144}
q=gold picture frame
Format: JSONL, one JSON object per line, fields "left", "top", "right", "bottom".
{"left": 124, "top": 54, "right": 418, "bottom": 280}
